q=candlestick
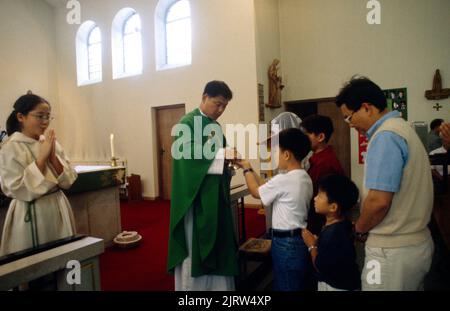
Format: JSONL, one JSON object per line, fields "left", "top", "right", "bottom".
{"left": 110, "top": 134, "right": 115, "bottom": 158}
{"left": 111, "top": 156, "right": 118, "bottom": 167}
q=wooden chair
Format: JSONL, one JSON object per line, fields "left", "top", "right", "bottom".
{"left": 125, "top": 174, "right": 143, "bottom": 202}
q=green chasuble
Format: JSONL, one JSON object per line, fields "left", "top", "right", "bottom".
{"left": 167, "top": 108, "right": 239, "bottom": 277}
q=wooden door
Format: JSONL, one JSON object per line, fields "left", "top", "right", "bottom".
{"left": 317, "top": 101, "right": 351, "bottom": 177}
{"left": 285, "top": 98, "right": 351, "bottom": 177}
{"left": 155, "top": 105, "right": 186, "bottom": 200}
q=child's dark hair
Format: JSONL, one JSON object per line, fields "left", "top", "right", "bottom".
{"left": 301, "top": 114, "right": 334, "bottom": 143}
{"left": 318, "top": 174, "right": 359, "bottom": 217}
{"left": 430, "top": 118, "right": 444, "bottom": 131}
{"left": 203, "top": 80, "right": 233, "bottom": 101}
{"left": 278, "top": 128, "right": 311, "bottom": 162}
{"left": 335, "top": 76, "right": 387, "bottom": 112}
{"left": 6, "top": 92, "right": 50, "bottom": 136}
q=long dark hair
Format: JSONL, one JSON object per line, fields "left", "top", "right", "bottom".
{"left": 6, "top": 92, "right": 50, "bottom": 136}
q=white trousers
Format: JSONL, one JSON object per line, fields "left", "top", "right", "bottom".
{"left": 361, "top": 237, "right": 434, "bottom": 291}
{"left": 317, "top": 282, "right": 347, "bottom": 291}
{"left": 174, "top": 207, "right": 235, "bottom": 291}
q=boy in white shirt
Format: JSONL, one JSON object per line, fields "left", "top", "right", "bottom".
{"left": 236, "top": 128, "right": 313, "bottom": 291}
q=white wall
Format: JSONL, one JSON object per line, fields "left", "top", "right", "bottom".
{"left": 278, "top": 0, "right": 450, "bottom": 188}
{"left": 53, "top": 0, "right": 259, "bottom": 198}
{"left": 0, "top": 0, "right": 59, "bottom": 132}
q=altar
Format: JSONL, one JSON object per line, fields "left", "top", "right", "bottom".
{"left": 0, "top": 236, "right": 104, "bottom": 291}
{"left": 67, "top": 165, "right": 126, "bottom": 246}
{"left": 0, "top": 165, "right": 126, "bottom": 248}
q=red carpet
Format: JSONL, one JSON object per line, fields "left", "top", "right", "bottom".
{"left": 99, "top": 200, "right": 266, "bottom": 291}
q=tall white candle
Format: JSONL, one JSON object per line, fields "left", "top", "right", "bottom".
{"left": 110, "top": 134, "right": 115, "bottom": 158}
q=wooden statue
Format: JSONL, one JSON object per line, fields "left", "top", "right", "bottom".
{"left": 425, "top": 69, "right": 450, "bottom": 100}
{"left": 267, "top": 59, "right": 284, "bottom": 108}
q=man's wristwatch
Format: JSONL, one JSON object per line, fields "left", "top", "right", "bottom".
{"left": 243, "top": 168, "right": 253, "bottom": 175}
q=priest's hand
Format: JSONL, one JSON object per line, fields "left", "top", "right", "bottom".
{"left": 225, "top": 147, "right": 240, "bottom": 161}
{"left": 225, "top": 148, "right": 241, "bottom": 169}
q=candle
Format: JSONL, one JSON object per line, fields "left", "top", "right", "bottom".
{"left": 110, "top": 134, "right": 115, "bottom": 158}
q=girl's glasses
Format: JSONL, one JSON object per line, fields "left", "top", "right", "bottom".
{"left": 29, "top": 113, "right": 54, "bottom": 122}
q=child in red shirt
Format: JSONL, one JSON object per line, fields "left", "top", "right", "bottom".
{"left": 301, "top": 115, "right": 345, "bottom": 235}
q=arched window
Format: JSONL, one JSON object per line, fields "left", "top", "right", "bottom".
{"left": 155, "top": 0, "right": 191, "bottom": 70}
{"left": 87, "top": 26, "right": 102, "bottom": 81}
{"left": 166, "top": 0, "right": 191, "bottom": 66}
{"left": 76, "top": 21, "right": 102, "bottom": 86}
{"left": 112, "top": 8, "right": 143, "bottom": 79}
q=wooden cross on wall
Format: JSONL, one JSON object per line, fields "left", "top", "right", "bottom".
{"left": 425, "top": 69, "right": 450, "bottom": 100}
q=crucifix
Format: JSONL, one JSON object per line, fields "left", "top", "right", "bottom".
{"left": 425, "top": 69, "right": 450, "bottom": 100}
{"left": 433, "top": 103, "right": 443, "bottom": 111}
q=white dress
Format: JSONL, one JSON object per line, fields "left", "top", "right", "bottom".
{"left": 174, "top": 147, "right": 235, "bottom": 291}
{"left": 0, "top": 132, "right": 78, "bottom": 256}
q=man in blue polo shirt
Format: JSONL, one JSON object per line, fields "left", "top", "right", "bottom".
{"left": 335, "top": 76, "right": 434, "bottom": 291}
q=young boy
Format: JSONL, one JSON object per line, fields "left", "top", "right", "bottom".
{"left": 236, "top": 128, "right": 313, "bottom": 291}
{"left": 300, "top": 114, "right": 345, "bottom": 235}
{"left": 302, "top": 174, "right": 361, "bottom": 291}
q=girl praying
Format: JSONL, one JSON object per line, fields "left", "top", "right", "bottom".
{"left": 0, "top": 92, "right": 77, "bottom": 256}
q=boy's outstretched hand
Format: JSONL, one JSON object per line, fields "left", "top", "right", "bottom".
{"left": 301, "top": 228, "right": 318, "bottom": 247}
{"left": 235, "top": 159, "right": 251, "bottom": 170}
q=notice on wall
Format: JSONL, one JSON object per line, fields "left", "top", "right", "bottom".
{"left": 384, "top": 88, "right": 408, "bottom": 121}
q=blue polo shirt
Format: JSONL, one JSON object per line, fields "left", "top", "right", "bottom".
{"left": 365, "top": 111, "right": 409, "bottom": 193}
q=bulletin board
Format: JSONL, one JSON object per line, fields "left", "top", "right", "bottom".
{"left": 358, "top": 88, "right": 408, "bottom": 164}
{"left": 384, "top": 88, "right": 408, "bottom": 121}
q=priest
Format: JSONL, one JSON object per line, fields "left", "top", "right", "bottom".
{"left": 167, "top": 80, "right": 239, "bottom": 291}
